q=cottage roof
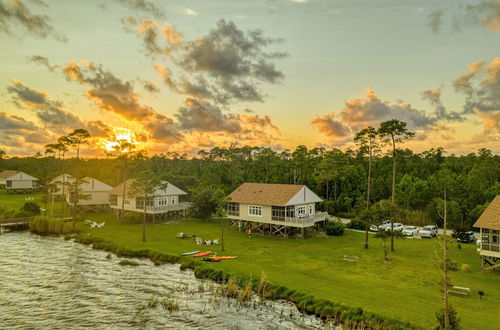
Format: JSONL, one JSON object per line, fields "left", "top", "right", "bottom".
{"left": 228, "top": 183, "right": 322, "bottom": 206}
{"left": 108, "top": 179, "right": 187, "bottom": 197}
{"left": 5, "top": 171, "right": 38, "bottom": 181}
{"left": 473, "top": 195, "right": 500, "bottom": 230}
{"left": 79, "top": 177, "right": 113, "bottom": 192}
{"left": 0, "top": 170, "right": 17, "bottom": 179}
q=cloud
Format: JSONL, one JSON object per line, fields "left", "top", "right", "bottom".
{"left": 0, "top": 111, "right": 37, "bottom": 131}
{"left": 5, "top": 80, "right": 99, "bottom": 134}
{"left": 143, "top": 80, "right": 159, "bottom": 93}
{"left": 421, "top": 88, "right": 464, "bottom": 121}
{"left": 453, "top": 58, "right": 500, "bottom": 115}
{"left": 112, "top": 0, "right": 165, "bottom": 19}
{"left": 174, "top": 97, "right": 281, "bottom": 146}
{"left": 126, "top": 18, "right": 286, "bottom": 105}
{"left": 427, "top": 1, "right": 500, "bottom": 33}
{"left": 426, "top": 9, "right": 443, "bottom": 33}
{"left": 452, "top": 58, "right": 500, "bottom": 139}
{"left": 27, "top": 55, "right": 57, "bottom": 71}
{"left": 122, "top": 17, "right": 183, "bottom": 57}
{"left": 175, "top": 98, "right": 241, "bottom": 133}
{"left": 310, "top": 113, "right": 351, "bottom": 138}
{"left": 311, "top": 88, "right": 441, "bottom": 141}
{"left": 59, "top": 60, "right": 182, "bottom": 143}
{"left": 465, "top": 0, "right": 500, "bottom": 31}
{"left": 0, "top": 0, "right": 66, "bottom": 41}
{"left": 182, "top": 7, "right": 198, "bottom": 16}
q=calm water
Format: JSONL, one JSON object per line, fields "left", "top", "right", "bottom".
{"left": 0, "top": 232, "right": 324, "bottom": 329}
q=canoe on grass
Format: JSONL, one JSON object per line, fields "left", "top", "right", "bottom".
{"left": 181, "top": 251, "right": 200, "bottom": 256}
{"left": 192, "top": 251, "right": 213, "bottom": 257}
{"left": 201, "top": 258, "right": 220, "bottom": 262}
{"left": 206, "top": 256, "right": 237, "bottom": 260}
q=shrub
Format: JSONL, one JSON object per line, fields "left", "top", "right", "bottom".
{"left": 435, "top": 305, "right": 461, "bottom": 329}
{"left": 326, "top": 221, "right": 345, "bottom": 236}
{"left": 20, "top": 201, "right": 41, "bottom": 215}
{"left": 347, "top": 218, "right": 365, "bottom": 230}
{"left": 460, "top": 264, "right": 471, "bottom": 273}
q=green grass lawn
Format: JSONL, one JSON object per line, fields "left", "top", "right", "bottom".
{"left": 0, "top": 189, "right": 66, "bottom": 216}
{"left": 77, "top": 217, "right": 500, "bottom": 329}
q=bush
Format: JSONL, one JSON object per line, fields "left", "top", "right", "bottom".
{"left": 435, "top": 305, "right": 461, "bottom": 329}
{"left": 20, "top": 201, "right": 41, "bottom": 215}
{"left": 347, "top": 218, "right": 366, "bottom": 230}
{"left": 326, "top": 221, "right": 345, "bottom": 236}
{"left": 460, "top": 264, "right": 471, "bottom": 273}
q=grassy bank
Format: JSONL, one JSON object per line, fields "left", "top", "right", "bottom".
{"left": 0, "top": 190, "right": 65, "bottom": 217}
{"left": 77, "top": 218, "right": 500, "bottom": 329}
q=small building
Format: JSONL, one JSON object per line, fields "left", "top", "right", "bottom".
{"left": 474, "top": 195, "right": 500, "bottom": 271}
{"left": 49, "top": 173, "right": 74, "bottom": 195}
{"left": 0, "top": 170, "right": 17, "bottom": 188}
{"left": 4, "top": 171, "right": 39, "bottom": 193}
{"left": 226, "top": 183, "right": 328, "bottom": 237}
{"left": 108, "top": 179, "right": 191, "bottom": 217}
{"left": 65, "top": 177, "right": 113, "bottom": 207}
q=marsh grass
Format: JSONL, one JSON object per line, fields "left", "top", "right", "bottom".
{"left": 118, "top": 259, "right": 140, "bottom": 266}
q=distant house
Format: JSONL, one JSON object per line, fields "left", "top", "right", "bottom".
{"left": 0, "top": 170, "right": 17, "bottom": 188}
{"left": 108, "top": 179, "right": 191, "bottom": 217}
{"left": 65, "top": 177, "right": 113, "bottom": 207}
{"left": 49, "top": 173, "right": 74, "bottom": 195}
{"left": 226, "top": 183, "right": 328, "bottom": 237}
{"left": 474, "top": 195, "right": 500, "bottom": 271}
{"left": 4, "top": 171, "right": 39, "bottom": 193}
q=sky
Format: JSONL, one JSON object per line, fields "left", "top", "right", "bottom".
{"left": 0, "top": 0, "right": 499, "bottom": 157}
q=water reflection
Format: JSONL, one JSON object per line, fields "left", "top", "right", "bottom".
{"left": 0, "top": 232, "right": 323, "bottom": 329}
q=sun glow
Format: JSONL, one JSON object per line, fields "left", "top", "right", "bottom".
{"left": 100, "top": 128, "right": 140, "bottom": 153}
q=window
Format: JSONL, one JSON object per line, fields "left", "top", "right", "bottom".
{"left": 309, "top": 205, "right": 314, "bottom": 215}
{"left": 296, "top": 206, "right": 306, "bottom": 217}
{"left": 109, "top": 195, "right": 118, "bottom": 206}
{"left": 171, "top": 196, "right": 176, "bottom": 205}
{"left": 136, "top": 197, "right": 154, "bottom": 209}
{"left": 6, "top": 180, "right": 12, "bottom": 187}
{"left": 272, "top": 206, "right": 285, "bottom": 221}
{"left": 248, "top": 205, "right": 262, "bottom": 216}
{"left": 124, "top": 198, "right": 130, "bottom": 205}
{"left": 227, "top": 202, "right": 240, "bottom": 216}
{"left": 482, "top": 228, "right": 500, "bottom": 252}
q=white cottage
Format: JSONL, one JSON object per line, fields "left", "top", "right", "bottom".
{"left": 65, "top": 177, "right": 113, "bottom": 207}
{"left": 0, "top": 170, "right": 17, "bottom": 188}
{"left": 108, "top": 179, "right": 191, "bottom": 215}
{"left": 474, "top": 195, "right": 500, "bottom": 271}
{"left": 226, "top": 183, "right": 328, "bottom": 237}
{"left": 4, "top": 171, "right": 39, "bottom": 193}
{"left": 49, "top": 173, "right": 74, "bottom": 195}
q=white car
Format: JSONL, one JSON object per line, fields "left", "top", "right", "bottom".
{"left": 402, "top": 226, "right": 419, "bottom": 236}
{"left": 420, "top": 225, "right": 438, "bottom": 238}
{"left": 386, "top": 222, "right": 404, "bottom": 232}
{"left": 378, "top": 220, "right": 391, "bottom": 231}
{"left": 369, "top": 224, "right": 379, "bottom": 232}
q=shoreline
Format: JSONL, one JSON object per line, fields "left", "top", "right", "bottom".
{"left": 70, "top": 230, "right": 417, "bottom": 329}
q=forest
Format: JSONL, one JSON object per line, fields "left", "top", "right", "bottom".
{"left": 1, "top": 135, "right": 498, "bottom": 230}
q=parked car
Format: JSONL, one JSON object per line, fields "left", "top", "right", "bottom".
{"left": 369, "top": 224, "right": 379, "bottom": 232}
{"left": 378, "top": 220, "right": 391, "bottom": 230}
{"left": 388, "top": 223, "right": 404, "bottom": 231}
{"left": 402, "top": 226, "right": 419, "bottom": 236}
{"left": 420, "top": 225, "right": 438, "bottom": 238}
{"left": 457, "top": 231, "right": 476, "bottom": 243}
{"left": 425, "top": 225, "right": 438, "bottom": 236}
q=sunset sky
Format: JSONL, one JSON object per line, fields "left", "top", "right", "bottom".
{"left": 1, "top": 0, "right": 499, "bottom": 157}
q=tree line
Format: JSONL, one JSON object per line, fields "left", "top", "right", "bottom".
{"left": 0, "top": 120, "right": 498, "bottom": 230}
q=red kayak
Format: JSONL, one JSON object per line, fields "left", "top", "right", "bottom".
{"left": 192, "top": 251, "right": 213, "bottom": 257}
